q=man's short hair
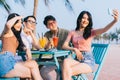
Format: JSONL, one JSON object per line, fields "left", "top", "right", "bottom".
{"left": 43, "top": 15, "right": 56, "bottom": 26}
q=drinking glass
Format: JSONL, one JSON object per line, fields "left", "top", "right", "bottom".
{"left": 39, "top": 37, "right": 47, "bottom": 49}
{"left": 52, "top": 36, "right": 59, "bottom": 50}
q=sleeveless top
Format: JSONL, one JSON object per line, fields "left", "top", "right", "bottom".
{"left": 65, "top": 30, "right": 96, "bottom": 52}
{"left": 1, "top": 36, "right": 19, "bottom": 55}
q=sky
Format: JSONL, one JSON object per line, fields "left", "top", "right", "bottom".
{"left": 0, "top": 0, "right": 120, "bottom": 38}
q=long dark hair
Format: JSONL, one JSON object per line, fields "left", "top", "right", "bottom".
{"left": 7, "top": 13, "right": 25, "bottom": 51}
{"left": 75, "top": 11, "right": 93, "bottom": 39}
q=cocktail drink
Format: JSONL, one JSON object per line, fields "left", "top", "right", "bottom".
{"left": 52, "top": 36, "right": 59, "bottom": 49}
{"left": 39, "top": 37, "right": 47, "bottom": 49}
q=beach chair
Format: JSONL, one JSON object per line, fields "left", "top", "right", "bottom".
{"left": 72, "top": 43, "right": 109, "bottom": 80}
{"left": 0, "top": 40, "right": 2, "bottom": 51}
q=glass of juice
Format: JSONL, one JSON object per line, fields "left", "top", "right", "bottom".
{"left": 52, "top": 36, "right": 59, "bottom": 50}
{"left": 39, "top": 37, "right": 47, "bottom": 49}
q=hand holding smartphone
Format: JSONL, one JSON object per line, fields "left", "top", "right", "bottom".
{"left": 108, "top": 8, "right": 113, "bottom": 16}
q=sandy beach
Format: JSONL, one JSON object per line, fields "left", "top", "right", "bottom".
{"left": 92, "top": 44, "right": 120, "bottom": 80}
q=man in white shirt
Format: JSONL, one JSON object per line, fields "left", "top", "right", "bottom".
{"left": 21, "top": 15, "right": 40, "bottom": 50}
{"left": 19, "top": 16, "right": 40, "bottom": 61}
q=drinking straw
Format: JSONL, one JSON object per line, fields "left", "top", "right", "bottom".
{"left": 37, "top": 33, "right": 40, "bottom": 38}
{"left": 42, "top": 32, "right": 44, "bottom": 39}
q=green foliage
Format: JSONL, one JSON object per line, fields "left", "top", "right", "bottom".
{"left": 0, "top": 0, "right": 11, "bottom": 13}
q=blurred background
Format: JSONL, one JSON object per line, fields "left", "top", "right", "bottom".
{"left": 0, "top": 0, "right": 120, "bottom": 79}
{"left": 0, "top": 0, "right": 120, "bottom": 44}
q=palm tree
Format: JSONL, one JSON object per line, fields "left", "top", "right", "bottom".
{"left": 102, "top": 33, "right": 110, "bottom": 43}
{"left": 116, "top": 28, "right": 120, "bottom": 35}
{"left": 32, "top": 0, "right": 75, "bottom": 34}
{"left": 94, "top": 34, "right": 102, "bottom": 43}
{"left": 0, "top": 0, "right": 83, "bottom": 34}
{"left": 33, "top": 0, "right": 75, "bottom": 17}
{"left": 0, "top": 0, "right": 76, "bottom": 16}
{"left": 0, "top": 0, "right": 11, "bottom": 14}
{"left": 33, "top": 0, "right": 38, "bottom": 17}
{"left": 0, "top": 0, "right": 25, "bottom": 14}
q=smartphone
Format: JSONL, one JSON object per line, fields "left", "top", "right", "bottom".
{"left": 108, "top": 8, "right": 113, "bottom": 16}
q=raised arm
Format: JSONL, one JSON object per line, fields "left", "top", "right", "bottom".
{"left": 94, "top": 9, "right": 119, "bottom": 35}
{"left": 6, "top": 16, "right": 23, "bottom": 29}
{"left": 1, "top": 16, "right": 23, "bottom": 38}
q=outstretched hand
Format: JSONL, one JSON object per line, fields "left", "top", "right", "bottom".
{"left": 112, "top": 9, "right": 119, "bottom": 22}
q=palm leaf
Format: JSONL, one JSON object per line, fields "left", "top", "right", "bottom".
{"left": 0, "top": 0, "right": 11, "bottom": 13}
{"left": 14, "top": 0, "right": 25, "bottom": 7}
{"left": 64, "top": 0, "right": 74, "bottom": 13}
{"left": 44, "top": 0, "right": 50, "bottom": 6}
{"left": 43, "top": 0, "right": 74, "bottom": 13}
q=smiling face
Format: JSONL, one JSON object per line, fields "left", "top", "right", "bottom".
{"left": 24, "top": 17, "right": 37, "bottom": 31}
{"left": 46, "top": 20, "right": 58, "bottom": 31}
{"left": 76, "top": 11, "right": 93, "bottom": 31}
{"left": 80, "top": 13, "right": 89, "bottom": 29}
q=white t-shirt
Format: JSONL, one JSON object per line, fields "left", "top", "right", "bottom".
{"left": 21, "top": 30, "right": 33, "bottom": 49}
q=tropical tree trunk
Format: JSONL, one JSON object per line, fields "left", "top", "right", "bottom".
{"left": 33, "top": 0, "right": 38, "bottom": 18}
{"left": 32, "top": 0, "right": 38, "bottom": 36}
